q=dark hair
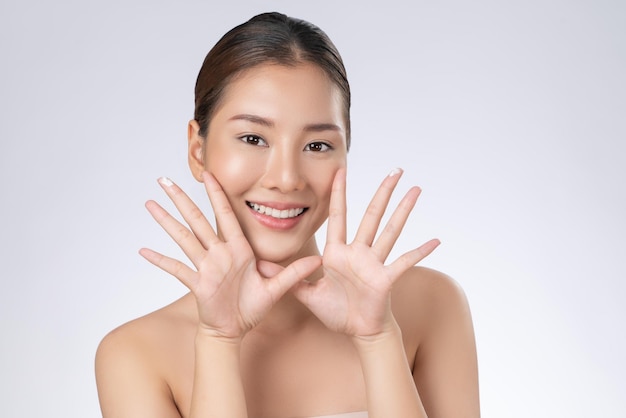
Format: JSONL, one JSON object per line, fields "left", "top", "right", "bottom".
{"left": 194, "top": 12, "right": 351, "bottom": 149}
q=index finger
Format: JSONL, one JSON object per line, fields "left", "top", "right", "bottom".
{"left": 202, "top": 171, "right": 245, "bottom": 241}
{"left": 353, "top": 167, "right": 403, "bottom": 246}
{"left": 326, "top": 168, "right": 347, "bottom": 244}
{"left": 157, "top": 176, "right": 219, "bottom": 250}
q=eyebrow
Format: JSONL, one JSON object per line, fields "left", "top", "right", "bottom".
{"left": 303, "top": 122, "right": 342, "bottom": 133}
{"left": 229, "top": 114, "right": 274, "bottom": 127}
{"left": 229, "top": 114, "right": 342, "bottom": 133}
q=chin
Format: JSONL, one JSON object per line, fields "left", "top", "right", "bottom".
{"left": 247, "top": 234, "right": 316, "bottom": 266}
{"left": 251, "top": 245, "right": 299, "bottom": 265}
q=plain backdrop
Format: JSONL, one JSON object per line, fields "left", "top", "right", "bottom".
{"left": 1, "top": 0, "right": 624, "bottom": 416}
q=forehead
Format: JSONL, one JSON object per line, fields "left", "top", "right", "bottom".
{"left": 214, "top": 63, "right": 345, "bottom": 129}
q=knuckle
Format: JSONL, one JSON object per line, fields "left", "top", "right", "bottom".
{"left": 188, "top": 205, "right": 204, "bottom": 222}
{"left": 365, "top": 203, "right": 382, "bottom": 217}
{"left": 172, "top": 261, "right": 184, "bottom": 275}
{"left": 176, "top": 225, "right": 193, "bottom": 241}
{"left": 217, "top": 202, "right": 234, "bottom": 215}
{"left": 383, "top": 222, "right": 398, "bottom": 237}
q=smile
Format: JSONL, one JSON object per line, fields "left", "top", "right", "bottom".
{"left": 246, "top": 201, "right": 308, "bottom": 219}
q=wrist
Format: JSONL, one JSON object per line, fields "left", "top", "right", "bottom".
{"left": 195, "top": 326, "right": 244, "bottom": 348}
{"left": 351, "top": 318, "right": 403, "bottom": 352}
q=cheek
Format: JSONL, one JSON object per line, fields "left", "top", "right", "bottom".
{"left": 205, "top": 145, "right": 260, "bottom": 193}
{"left": 210, "top": 153, "right": 247, "bottom": 178}
{"left": 309, "top": 163, "right": 343, "bottom": 206}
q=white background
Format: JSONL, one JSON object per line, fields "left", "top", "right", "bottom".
{"left": 1, "top": 0, "right": 624, "bottom": 416}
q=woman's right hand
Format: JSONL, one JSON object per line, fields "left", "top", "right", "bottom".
{"left": 139, "top": 172, "right": 321, "bottom": 341}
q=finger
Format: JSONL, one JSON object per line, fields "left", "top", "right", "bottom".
{"left": 354, "top": 168, "right": 403, "bottom": 246}
{"left": 256, "top": 260, "right": 284, "bottom": 278}
{"left": 202, "top": 172, "right": 246, "bottom": 241}
{"left": 266, "top": 256, "right": 322, "bottom": 301}
{"left": 372, "top": 186, "right": 421, "bottom": 261}
{"left": 289, "top": 274, "right": 328, "bottom": 312}
{"left": 139, "top": 247, "right": 198, "bottom": 289}
{"left": 386, "top": 238, "right": 440, "bottom": 280}
{"left": 326, "top": 168, "right": 347, "bottom": 244}
{"left": 157, "top": 177, "right": 219, "bottom": 249}
{"left": 145, "top": 200, "right": 207, "bottom": 267}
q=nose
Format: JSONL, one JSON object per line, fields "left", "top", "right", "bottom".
{"left": 260, "top": 146, "right": 305, "bottom": 193}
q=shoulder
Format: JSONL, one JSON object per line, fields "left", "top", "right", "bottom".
{"left": 392, "top": 271, "right": 480, "bottom": 415}
{"left": 97, "top": 294, "right": 192, "bottom": 362}
{"left": 392, "top": 266, "right": 471, "bottom": 319}
{"left": 392, "top": 266, "right": 474, "bottom": 346}
{"left": 95, "top": 294, "right": 195, "bottom": 417}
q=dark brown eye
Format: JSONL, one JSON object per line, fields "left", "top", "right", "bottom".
{"left": 239, "top": 135, "right": 267, "bottom": 147}
{"left": 306, "top": 142, "right": 331, "bottom": 152}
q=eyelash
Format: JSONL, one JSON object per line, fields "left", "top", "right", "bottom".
{"left": 238, "top": 134, "right": 268, "bottom": 147}
{"left": 305, "top": 142, "right": 333, "bottom": 152}
{"left": 237, "top": 135, "right": 333, "bottom": 152}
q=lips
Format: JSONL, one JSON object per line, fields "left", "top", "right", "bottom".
{"left": 246, "top": 201, "right": 308, "bottom": 219}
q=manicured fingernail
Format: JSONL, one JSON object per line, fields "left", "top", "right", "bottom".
{"left": 388, "top": 168, "right": 402, "bottom": 177}
{"left": 158, "top": 177, "right": 174, "bottom": 187}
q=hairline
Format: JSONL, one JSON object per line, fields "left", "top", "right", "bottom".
{"left": 201, "top": 60, "right": 349, "bottom": 146}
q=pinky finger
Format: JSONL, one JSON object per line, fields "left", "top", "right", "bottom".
{"left": 386, "top": 238, "right": 441, "bottom": 280}
{"left": 139, "top": 247, "right": 198, "bottom": 289}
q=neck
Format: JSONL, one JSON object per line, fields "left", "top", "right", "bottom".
{"left": 256, "top": 291, "right": 318, "bottom": 336}
{"left": 255, "top": 236, "right": 325, "bottom": 334}
{"left": 275, "top": 235, "right": 323, "bottom": 267}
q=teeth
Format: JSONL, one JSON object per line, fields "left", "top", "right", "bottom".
{"left": 249, "top": 202, "right": 305, "bottom": 219}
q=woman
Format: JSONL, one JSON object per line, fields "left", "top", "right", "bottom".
{"left": 95, "top": 12, "right": 479, "bottom": 418}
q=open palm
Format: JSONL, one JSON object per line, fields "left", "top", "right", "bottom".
{"left": 140, "top": 173, "right": 320, "bottom": 339}
{"left": 292, "top": 169, "right": 439, "bottom": 337}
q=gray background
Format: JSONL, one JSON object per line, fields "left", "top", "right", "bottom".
{"left": 1, "top": 0, "right": 624, "bottom": 416}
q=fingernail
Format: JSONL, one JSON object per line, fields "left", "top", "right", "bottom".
{"left": 158, "top": 177, "right": 174, "bottom": 187}
{"left": 388, "top": 168, "right": 402, "bottom": 177}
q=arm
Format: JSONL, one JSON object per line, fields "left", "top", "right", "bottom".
{"left": 353, "top": 321, "right": 427, "bottom": 418}
{"left": 291, "top": 168, "right": 439, "bottom": 417}
{"left": 135, "top": 174, "right": 320, "bottom": 417}
{"left": 413, "top": 274, "right": 480, "bottom": 418}
{"left": 190, "top": 332, "right": 247, "bottom": 417}
{"left": 353, "top": 273, "right": 479, "bottom": 418}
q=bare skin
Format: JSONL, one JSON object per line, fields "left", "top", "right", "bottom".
{"left": 95, "top": 64, "right": 479, "bottom": 417}
{"left": 96, "top": 268, "right": 476, "bottom": 417}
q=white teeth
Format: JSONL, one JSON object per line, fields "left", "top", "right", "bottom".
{"left": 249, "top": 202, "right": 305, "bottom": 219}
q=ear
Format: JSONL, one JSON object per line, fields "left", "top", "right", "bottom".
{"left": 188, "top": 120, "right": 205, "bottom": 182}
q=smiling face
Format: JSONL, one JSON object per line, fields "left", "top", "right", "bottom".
{"left": 188, "top": 63, "right": 348, "bottom": 264}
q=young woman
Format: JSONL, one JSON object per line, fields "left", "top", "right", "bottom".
{"left": 95, "top": 12, "right": 479, "bottom": 418}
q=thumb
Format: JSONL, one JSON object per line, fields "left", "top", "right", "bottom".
{"left": 256, "top": 260, "right": 284, "bottom": 278}
{"left": 265, "top": 256, "right": 322, "bottom": 299}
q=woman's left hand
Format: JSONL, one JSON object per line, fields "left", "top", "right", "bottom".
{"left": 291, "top": 168, "right": 440, "bottom": 338}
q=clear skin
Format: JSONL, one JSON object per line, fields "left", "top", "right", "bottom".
{"left": 95, "top": 63, "right": 480, "bottom": 417}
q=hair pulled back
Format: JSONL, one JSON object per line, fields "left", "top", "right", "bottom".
{"left": 194, "top": 12, "right": 351, "bottom": 148}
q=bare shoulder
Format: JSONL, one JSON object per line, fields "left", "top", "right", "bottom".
{"left": 393, "top": 265, "right": 466, "bottom": 297}
{"left": 393, "top": 267, "right": 480, "bottom": 415}
{"left": 97, "top": 293, "right": 194, "bottom": 362}
{"left": 392, "top": 266, "right": 473, "bottom": 346}
{"left": 95, "top": 294, "right": 195, "bottom": 417}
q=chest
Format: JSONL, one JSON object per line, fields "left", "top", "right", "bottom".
{"left": 242, "top": 331, "right": 367, "bottom": 416}
{"left": 167, "top": 328, "right": 367, "bottom": 417}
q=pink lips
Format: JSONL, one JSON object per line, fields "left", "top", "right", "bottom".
{"left": 246, "top": 201, "right": 308, "bottom": 230}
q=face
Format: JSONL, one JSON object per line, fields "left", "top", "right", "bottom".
{"left": 188, "top": 63, "right": 348, "bottom": 264}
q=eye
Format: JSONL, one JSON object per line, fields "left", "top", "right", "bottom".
{"left": 305, "top": 141, "right": 332, "bottom": 152}
{"left": 238, "top": 134, "right": 268, "bottom": 147}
